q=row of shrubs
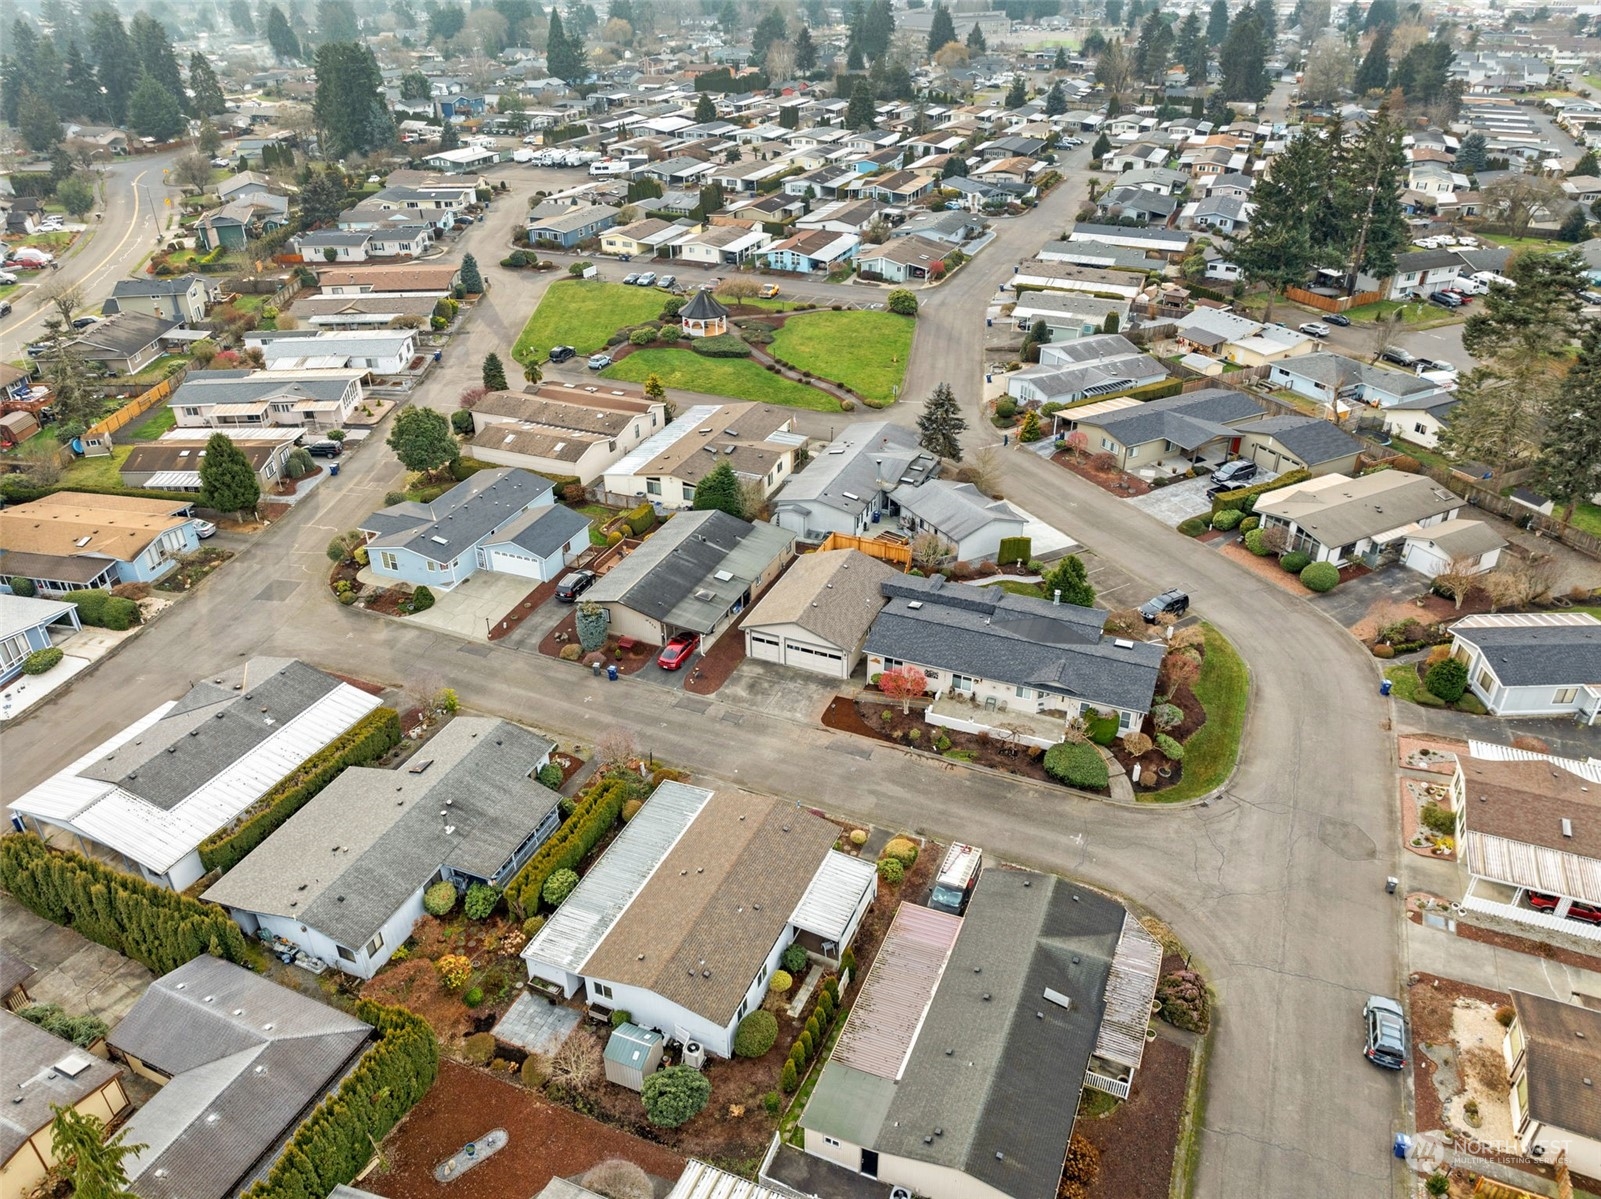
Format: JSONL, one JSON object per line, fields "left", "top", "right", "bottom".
{"left": 1043, "top": 741, "right": 1110, "bottom": 789}
{"left": 780, "top": 957, "right": 848, "bottom": 1092}
{"left": 63, "top": 588, "right": 142, "bottom": 630}
{"left": 199, "top": 707, "right": 403, "bottom": 873}
{"left": 0, "top": 475, "right": 205, "bottom": 506}
{"left": 1208, "top": 468, "right": 1312, "bottom": 516}
{"left": 241, "top": 1001, "right": 438, "bottom": 1199}
{"left": 506, "top": 768, "right": 643, "bottom": 918}
{"left": 0, "top": 833, "right": 253, "bottom": 975}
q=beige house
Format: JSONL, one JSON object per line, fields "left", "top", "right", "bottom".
{"left": 600, "top": 401, "right": 802, "bottom": 510}
{"left": 1066, "top": 387, "right": 1265, "bottom": 479}
{"left": 741, "top": 549, "right": 898, "bottom": 679}
{"left": 1504, "top": 991, "right": 1601, "bottom": 1179}
{"left": 1, "top": 1011, "right": 130, "bottom": 1199}
{"left": 469, "top": 384, "right": 668, "bottom": 484}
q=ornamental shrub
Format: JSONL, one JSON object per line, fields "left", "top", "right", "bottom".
{"left": 1299, "top": 561, "right": 1339, "bottom": 592}
{"left": 522, "top": 1053, "right": 552, "bottom": 1085}
{"left": 435, "top": 954, "right": 472, "bottom": 990}
{"left": 1156, "top": 968, "right": 1209, "bottom": 1032}
{"left": 1371, "top": 643, "right": 1396, "bottom": 659}
{"left": 537, "top": 763, "right": 563, "bottom": 790}
{"left": 817, "top": 989, "right": 835, "bottom": 1021}
{"left": 880, "top": 837, "right": 918, "bottom": 866}
{"left": 769, "top": 969, "right": 793, "bottom": 994}
{"left": 641, "top": 1065, "right": 711, "bottom": 1128}
{"left": 1154, "top": 734, "right": 1185, "bottom": 761}
{"left": 424, "top": 881, "right": 457, "bottom": 916}
{"left": 782, "top": 944, "right": 809, "bottom": 973}
{"left": 1280, "top": 551, "right": 1311, "bottom": 573}
{"left": 522, "top": 915, "right": 546, "bottom": 939}
{"left": 629, "top": 325, "right": 659, "bottom": 345}
{"left": 450, "top": 409, "right": 475, "bottom": 434}
{"left": 463, "top": 1031, "right": 494, "bottom": 1061}
{"left": 781, "top": 1058, "right": 799, "bottom": 1092}
{"left": 1086, "top": 712, "right": 1120, "bottom": 745}
{"left": 878, "top": 858, "right": 904, "bottom": 884}
{"left": 610, "top": 1008, "right": 633, "bottom": 1028}
{"left": 408, "top": 585, "right": 436, "bottom": 612}
{"left": 9, "top": 576, "right": 37, "bottom": 596}
{"left": 464, "top": 883, "right": 501, "bottom": 919}
{"left": 622, "top": 799, "right": 643, "bottom": 821}
{"left": 22, "top": 647, "right": 63, "bottom": 675}
{"left": 797, "top": 1030, "right": 813, "bottom": 1059}
{"left": 1243, "top": 528, "right": 1271, "bottom": 556}
{"left": 734, "top": 1010, "right": 779, "bottom": 1057}
{"left": 1210, "top": 508, "right": 1243, "bottom": 531}
{"left": 462, "top": 986, "right": 485, "bottom": 1008}
{"left": 1177, "top": 517, "right": 1209, "bottom": 538}
{"left": 1240, "top": 515, "right": 1260, "bottom": 531}
{"left": 64, "top": 589, "right": 139, "bottom": 631}
{"left": 542, "top": 868, "right": 580, "bottom": 908}
{"left": 1420, "top": 801, "right": 1455, "bottom": 835}
{"left": 763, "top": 1090, "right": 781, "bottom": 1114}
{"left": 1426, "top": 658, "right": 1469, "bottom": 703}
{"left": 1044, "top": 742, "right": 1109, "bottom": 789}
{"left": 1151, "top": 702, "right": 1182, "bottom": 731}
{"left": 848, "top": 829, "right": 868, "bottom": 846}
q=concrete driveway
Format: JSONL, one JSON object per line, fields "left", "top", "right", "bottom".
{"left": 1005, "top": 500, "right": 1079, "bottom": 559}
{"left": 0, "top": 895, "right": 154, "bottom": 1025}
{"left": 713, "top": 659, "right": 847, "bottom": 723}
{"left": 402, "top": 573, "right": 542, "bottom": 642}
{"left": 1310, "top": 566, "right": 1425, "bottom": 631}
{"left": 1124, "top": 476, "right": 1220, "bottom": 525}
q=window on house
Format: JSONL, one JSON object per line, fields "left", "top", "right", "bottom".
{"left": 1414, "top": 423, "right": 1427, "bottom": 435}
{"left": 365, "top": 932, "right": 384, "bottom": 956}
{"left": 1477, "top": 668, "right": 1494, "bottom": 691}
{"left": 1016, "top": 685, "right": 1033, "bottom": 699}
{"left": 952, "top": 674, "right": 975, "bottom": 693}
{"left": 823, "top": 1136, "right": 841, "bottom": 1148}
{"left": 379, "top": 551, "right": 398, "bottom": 571}
{"left": 1555, "top": 687, "right": 1578, "bottom": 704}
{"left": 646, "top": 478, "right": 662, "bottom": 496}
{"left": 337, "top": 945, "right": 357, "bottom": 962}
{"left": 593, "top": 982, "right": 614, "bottom": 999}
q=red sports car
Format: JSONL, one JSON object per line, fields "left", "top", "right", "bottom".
{"left": 657, "top": 632, "right": 701, "bottom": 671}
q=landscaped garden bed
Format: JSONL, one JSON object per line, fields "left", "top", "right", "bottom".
{"left": 820, "top": 696, "right": 1069, "bottom": 786}
{"left": 1051, "top": 448, "right": 1153, "bottom": 496}
{"left": 152, "top": 547, "right": 233, "bottom": 592}
{"left": 1072, "top": 1035, "right": 1193, "bottom": 1199}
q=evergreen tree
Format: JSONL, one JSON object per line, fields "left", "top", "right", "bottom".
{"left": 794, "top": 25, "right": 817, "bottom": 71}
{"left": 300, "top": 167, "right": 348, "bottom": 227}
{"left": 460, "top": 253, "right": 483, "bottom": 292}
{"left": 265, "top": 4, "right": 302, "bottom": 59}
{"left": 1055, "top": 45, "right": 1068, "bottom": 69}
{"left": 1091, "top": 130, "right": 1112, "bottom": 159}
{"left": 1134, "top": 10, "right": 1174, "bottom": 82}
{"left": 1533, "top": 320, "right": 1601, "bottom": 521}
{"left": 1363, "top": 0, "right": 1397, "bottom": 29}
{"left": 1455, "top": 130, "right": 1488, "bottom": 173}
{"left": 1558, "top": 206, "right": 1589, "bottom": 242}
{"left": 438, "top": 120, "right": 461, "bottom": 150}
{"left": 127, "top": 72, "right": 184, "bottom": 140}
{"left": 199, "top": 120, "right": 224, "bottom": 156}
{"left": 1083, "top": 27, "right": 1107, "bottom": 55}
{"left": 1175, "top": 10, "right": 1207, "bottom": 84}
{"left": 399, "top": 70, "right": 432, "bottom": 101}
{"left": 927, "top": 2, "right": 957, "bottom": 53}
{"left": 88, "top": 9, "right": 137, "bottom": 123}
{"left": 752, "top": 6, "right": 787, "bottom": 65}
{"left": 860, "top": 0, "right": 894, "bottom": 60}
{"left": 1042, "top": 554, "right": 1095, "bottom": 607}
{"left": 199, "top": 432, "right": 262, "bottom": 517}
{"left": 61, "top": 41, "right": 103, "bottom": 122}
{"left": 967, "top": 21, "right": 988, "bottom": 52}
{"left": 846, "top": 41, "right": 866, "bottom": 71}
{"left": 50, "top": 1105, "right": 145, "bottom": 1199}
{"left": 917, "top": 382, "right": 967, "bottom": 461}
{"left": 691, "top": 461, "right": 744, "bottom": 517}
{"left": 1218, "top": 8, "right": 1269, "bottom": 100}
{"left": 1336, "top": 109, "right": 1407, "bottom": 283}
{"left": 189, "top": 53, "right": 227, "bottom": 117}
{"left": 18, "top": 88, "right": 62, "bottom": 151}
{"left": 1251, "top": 0, "right": 1277, "bottom": 42}
{"left": 229, "top": 0, "right": 256, "bottom": 33}
{"left": 1044, "top": 80, "right": 1067, "bottom": 115}
{"left": 131, "top": 14, "right": 184, "bottom": 111}
{"left": 846, "top": 77, "right": 875, "bottom": 128}
{"left": 387, "top": 405, "right": 460, "bottom": 473}
{"left": 1206, "top": 0, "right": 1230, "bottom": 43}
{"left": 313, "top": 41, "right": 394, "bottom": 158}
{"left": 695, "top": 90, "right": 716, "bottom": 122}
{"left": 1005, "top": 74, "right": 1026, "bottom": 107}
{"left": 1352, "top": 24, "right": 1389, "bottom": 92}
{"left": 546, "top": 7, "right": 587, "bottom": 84}
{"left": 482, "top": 352, "right": 507, "bottom": 391}
{"left": 1232, "top": 123, "right": 1325, "bottom": 297}
{"left": 317, "top": 0, "right": 360, "bottom": 41}
{"left": 1391, "top": 37, "right": 1454, "bottom": 105}
{"left": 1572, "top": 148, "right": 1600, "bottom": 177}
{"left": 31, "top": 40, "right": 68, "bottom": 123}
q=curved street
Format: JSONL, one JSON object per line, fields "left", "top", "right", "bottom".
{"left": 0, "top": 155, "right": 1405, "bottom": 1198}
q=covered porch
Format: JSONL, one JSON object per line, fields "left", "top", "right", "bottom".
{"left": 924, "top": 691, "right": 1066, "bottom": 750}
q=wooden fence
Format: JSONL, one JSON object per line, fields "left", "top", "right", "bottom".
{"left": 1412, "top": 465, "right": 1601, "bottom": 561}
{"left": 1284, "top": 285, "right": 1384, "bottom": 313}
{"left": 81, "top": 366, "right": 190, "bottom": 456}
{"left": 817, "top": 531, "right": 913, "bottom": 568}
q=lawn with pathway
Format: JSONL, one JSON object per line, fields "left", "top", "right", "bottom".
{"left": 768, "top": 309, "right": 914, "bottom": 405}
{"left": 603, "top": 348, "right": 841, "bottom": 411}
{"left": 512, "top": 280, "right": 673, "bottom": 363}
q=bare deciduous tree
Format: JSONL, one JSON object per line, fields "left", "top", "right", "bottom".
{"left": 1159, "top": 649, "right": 1201, "bottom": 695}
{"left": 1431, "top": 557, "right": 1482, "bottom": 610}
{"left": 909, "top": 531, "right": 954, "bottom": 571}
{"left": 1482, "top": 556, "right": 1558, "bottom": 611}
{"left": 963, "top": 445, "right": 1003, "bottom": 497}
{"left": 715, "top": 277, "right": 762, "bottom": 301}
{"left": 549, "top": 1032, "right": 601, "bottom": 1091}
{"left": 593, "top": 726, "right": 640, "bottom": 768}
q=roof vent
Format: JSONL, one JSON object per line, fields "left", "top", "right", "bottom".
{"left": 1563, "top": 819, "right": 1574, "bottom": 838}
{"left": 982, "top": 993, "right": 991, "bottom": 1001}
{"left": 1043, "top": 987, "right": 1073, "bottom": 1010}
{"left": 995, "top": 1152, "right": 1004, "bottom": 1161}
{"left": 1114, "top": 638, "right": 1135, "bottom": 649}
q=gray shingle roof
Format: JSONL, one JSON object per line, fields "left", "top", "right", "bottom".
{"left": 360, "top": 468, "right": 557, "bottom": 564}
{"left": 486, "top": 502, "right": 592, "bottom": 558}
{"left": 204, "top": 718, "right": 557, "bottom": 949}
{"left": 111, "top": 275, "right": 208, "bottom": 299}
{"left": 169, "top": 370, "right": 360, "bottom": 410}
{"left": 741, "top": 549, "right": 898, "bottom": 652}
{"left": 894, "top": 480, "right": 1025, "bottom": 543}
{"left": 1235, "top": 415, "right": 1363, "bottom": 465}
{"left": 678, "top": 289, "right": 730, "bottom": 322}
{"left": 1452, "top": 622, "right": 1601, "bottom": 688}
{"left": 865, "top": 577, "right": 1162, "bottom": 714}
{"left": 0, "top": 1010, "right": 123, "bottom": 1165}
{"left": 1393, "top": 248, "right": 1465, "bottom": 273}
{"left": 1078, "top": 387, "right": 1262, "bottom": 451}
{"left": 772, "top": 421, "right": 938, "bottom": 521}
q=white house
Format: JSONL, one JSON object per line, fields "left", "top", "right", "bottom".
{"left": 1448, "top": 613, "right": 1601, "bottom": 724}
{"left": 244, "top": 329, "right": 418, "bottom": 374}
{"left": 1398, "top": 518, "right": 1505, "bottom": 580}
{"left": 169, "top": 369, "right": 368, "bottom": 432}
{"left": 1253, "top": 471, "right": 1465, "bottom": 567}
{"left": 522, "top": 782, "right": 878, "bottom": 1059}
{"left": 1504, "top": 992, "right": 1601, "bottom": 1180}
{"left": 741, "top": 549, "right": 899, "bottom": 679}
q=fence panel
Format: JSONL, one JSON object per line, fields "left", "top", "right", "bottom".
{"left": 1284, "top": 286, "right": 1383, "bottom": 312}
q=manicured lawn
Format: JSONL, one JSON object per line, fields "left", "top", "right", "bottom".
{"left": 991, "top": 579, "right": 1045, "bottom": 597}
{"left": 769, "top": 310, "right": 914, "bottom": 406}
{"left": 512, "top": 280, "right": 672, "bottom": 363}
{"left": 124, "top": 354, "right": 190, "bottom": 384}
{"left": 59, "top": 445, "right": 133, "bottom": 489}
{"left": 125, "top": 405, "right": 176, "bottom": 440}
{"left": 1569, "top": 500, "right": 1601, "bottom": 537}
{"left": 1150, "top": 624, "right": 1249, "bottom": 804}
{"left": 1339, "top": 298, "right": 1463, "bottom": 328}
{"left": 1480, "top": 233, "right": 1564, "bottom": 251}
{"left": 6, "top": 429, "right": 66, "bottom": 460}
{"left": 1385, "top": 436, "right": 1455, "bottom": 473}
{"left": 602, "top": 348, "right": 842, "bottom": 411}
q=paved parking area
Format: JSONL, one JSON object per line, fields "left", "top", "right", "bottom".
{"left": 0, "top": 895, "right": 153, "bottom": 1025}
{"left": 1078, "top": 549, "right": 1155, "bottom": 613}
{"left": 366, "top": 572, "right": 543, "bottom": 641}
{"left": 713, "top": 659, "right": 846, "bottom": 722}
{"left": 1309, "top": 567, "right": 1421, "bottom": 630}
{"left": 1005, "top": 501, "right": 1078, "bottom": 559}
{"left": 1124, "top": 476, "right": 1221, "bottom": 525}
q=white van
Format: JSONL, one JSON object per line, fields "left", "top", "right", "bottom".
{"left": 589, "top": 159, "right": 632, "bottom": 178}
{"left": 513, "top": 148, "right": 535, "bottom": 163}
{"left": 929, "top": 843, "right": 982, "bottom": 916}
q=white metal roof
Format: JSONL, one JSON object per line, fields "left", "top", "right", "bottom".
{"left": 606, "top": 404, "right": 721, "bottom": 478}
{"left": 0, "top": 593, "right": 79, "bottom": 642}
{"left": 789, "top": 850, "right": 877, "bottom": 942}
{"left": 1464, "top": 831, "right": 1601, "bottom": 905}
{"left": 206, "top": 402, "right": 272, "bottom": 417}
{"left": 143, "top": 471, "right": 202, "bottom": 489}
{"left": 1467, "top": 740, "right": 1601, "bottom": 776}
{"left": 9, "top": 703, "right": 174, "bottom": 822}
{"left": 522, "top": 780, "right": 713, "bottom": 976}
{"left": 668, "top": 1160, "right": 793, "bottom": 1199}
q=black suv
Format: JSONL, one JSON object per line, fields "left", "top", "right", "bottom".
{"left": 548, "top": 345, "right": 576, "bottom": 363}
{"left": 307, "top": 440, "right": 343, "bottom": 458}
{"left": 1379, "top": 347, "right": 1416, "bottom": 368}
{"left": 1140, "top": 590, "right": 1190, "bottom": 623}
{"left": 555, "top": 569, "right": 597, "bottom": 602}
{"left": 1207, "top": 460, "right": 1258, "bottom": 494}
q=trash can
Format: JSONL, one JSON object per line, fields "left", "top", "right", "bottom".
{"left": 1380, "top": 679, "right": 1392, "bottom": 696}
{"left": 1393, "top": 1134, "right": 1412, "bottom": 1161}
{"left": 592, "top": 661, "right": 601, "bottom": 678}
{"left": 607, "top": 664, "right": 618, "bottom": 681}
{"left": 1386, "top": 877, "right": 1398, "bottom": 894}
{"left": 433, "top": 350, "right": 442, "bottom": 363}
{"left": 329, "top": 462, "right": 340, "bottom": 476}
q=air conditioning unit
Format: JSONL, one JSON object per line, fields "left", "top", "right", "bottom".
{"left": 891, "top": 1188, "right": 913, "bottom": 1199}
{"left": 682, "top": 1041, "right": 706, "bottom": 1070}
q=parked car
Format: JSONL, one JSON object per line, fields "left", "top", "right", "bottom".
{"left": 623, "top": 273, "right": 640, "bottom": 285}
{"left": 1528, "top": 892, "right": 1601, "bottom": 923}
{"left": 1299, "top": 321, "right": 1331, "bottom": 338}
{"left": 192, "top": 518, "right": 217, "bottom": 539}
{"left": 759, "top": 283, "right": 781, "bottom": 298}
{"left": 1207, "top": 459, "right": 1259, "bottom": 493}
{"left": 0, "top": 270, "right": 19, "bottom": 285}
{"left": 1380, "top": 347, "right": 1416, "bottom": 367}
{"left": 587, "top": 353, "right": 613, "bottom": 370}
{"left": 657, "top": 631, "right": 701, "bottom": 670}
{"left": 306, "top": 440, "right": 343, "bottom": 458}
{"left": 555, "top": 569, "right": 597, "bottom": 602}
{"left": 71, "top": 315, "right": 100, "bottom": 329}
{"left": 548, "top": 345, "right": 576, "bottom": 362}
{"left": 657, "top": 274, "right": 677, "bottom": 290}
{"left": 1139, "top": 589, "right": 1190, "bottom": 622}
{"left": 211, "top": 156, "right": 232, "bottom": 168}
{"left": 1428, "top": 291, "right": 1463, "bottom": 309}
{"left": 1363, "top": 996, "right": 1408, "bottom": 1069}
{"left": 635, "top": 272, "right": 657, "bottom": 287}
{"left": 0, "top": 300, "right": 10, "bottom": 317}
{"left": 1324, "top": 312, "right": 1351, "bottom": 326}
{"left": 1581, "top": 290, "right": 1601, "bottom": 306}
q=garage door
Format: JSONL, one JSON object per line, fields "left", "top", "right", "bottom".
{"left": 782, "top": 640, "right": 846, "bottom": 678}
{"left": 748, "top": 630, "right": 783, "bottom": 663}
{"left": 485, "top": 549, "right": 547, "bottom": 580}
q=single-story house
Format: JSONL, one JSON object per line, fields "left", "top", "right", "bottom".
{"left": 1174, "top": 307, "right": 1263, "bottom": 354}
{"left": 0, "top": 593, "right": 82, "bottom": 685}
{"left": 244, "top": 329, "right": 418, "bottom": 374}
{"left": 1, "top": 1010, "right": 130, "bottom": 1199}
{"left": 764, "top": 229, "right": 859, "bottom": 273}
{"left": 423, "top": 145, "right": 501, "bottom": 173}
{"left": 1035, "top": 240, "right": 1155, "bottom": 272}
{"left": 1453, "top": 744, "right": 1601, "bottom": 941}
{"left": 195, "top": 199, "right": 288, "bottom": 251}
{"left": 741, "top": 550, "right": 899, "bottom": 680}
{"left": 5, "top": 657, "right": 384, "bottom": 891}
{"left": 288, "top": 294, "right": 441, "bottom": 330}
{"left": 891, "top": 209, "right": 984, "bottom": 245}
{"left": 360, "top": 467, "right": 590, "bottom": 591}
{"left": 770, "top": 422, "right": 939, "bottom": 542}
{"left": 601, "top": 217, "right": 700, "bottom": 258}
{"left": 1066, "top": 387, "right": 1265, "bottom": 477}
{"left": 65, "top": 312, "right": 181, "bottom": 376}
{"left": 316, "top": 262, "right": 461, "bottom": 295}
{"left": 527, "top": 203, "right": 621, "bottom": 248}
{"left": 169, "top": 368, "right": 367, "bottom": 432}
{"left": 523, "top": 781, "right": 878, "bottom": 1058}
{"left": 119, "top": 435, "right": 299, "bottom": 494}
{"left": 1067, "top": 221, "right": 1189, "bottom": 256}
{"left": 599, "top": 401, "right": 801, "bottom": 511}
{"left": 1254, "top": 471, "right": 1465, "bottom": 567}
{"left": 583, "top": 509, "right": 796, "bottom": 650}
{"left": 797, "top": 871, "right": 1163, "bottom": 1199}
{"left": 1268, "top": 353, "right": 1448, "bottom": 413}
{"left": 0, "top": 492, "right": 201, "bottom": 591}
{"left": 892, "top": 481, "right": 1028, "bottom": 564}
{"left": 1382, "top": 392, "right": 1460, "bottom": 449}
{"left": 104, "top": 275, "right": 218, "bottom": 324}
{"left": 1009, "top": 260, "right": 1145, "bottom": 300}
{"left": 469, "top": 385, "right": 667, "bottom": 485}
{"left": 1098, "top": 185, "right": 1180, "bottom": 225}
{"left": 1504, "top": 991, "right": 1601, "bottom": 1178}
{"left": 1233, "top": 414, "right": 1364, "bottom": 477}
{"left": 108, "top": 958, "right": 373, "bottom": 1199}
{"left": 1220, "top": 325, "right": 1317, "bottom": 368}
{"left": 1010, "top": 292, "right": 1131, "bottom": 342}
{"left": 855, "top": 234, "right": 952, "bottom": 283}
{"left": 1399, "top": 518, "right": 1506, "bottom": 580}
{"left": 1007, "top": 334, "right": 1167, "bottom": 406}
{"left": 864, "top": 575, "right": 1164, "bottom": 743}
{"left": 205, "top": 717, "right": 559, "bottom": 978}
{"left": 1448, "top": 613, "right": 1601, "bottom": 724}
{"left": 678, "top": 223, "right": 772, "bottom": 266}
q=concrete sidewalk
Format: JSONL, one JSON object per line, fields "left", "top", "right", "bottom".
{"left": 1403, "top": 914, "right": 1596, "bottom": 1004}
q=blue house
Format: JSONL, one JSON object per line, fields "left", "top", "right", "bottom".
{"left": 0, "top": 493, "right": 200, "bottom": 594}
{"left": 436, "top": 95, "right": 489, "bottom": 121}
{"left": 359, "top": 467, "right": 591, "bottom": 591}
{"left": 0, "top": 594, "right": 82, "bottom": 684}
{"left": 763, "top": 229, "right": 859, "bottom": 273}
{"left": 526, "top": 203, "right": 620, "bottom": 249}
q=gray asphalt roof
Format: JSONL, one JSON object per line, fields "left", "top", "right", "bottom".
{"left": 361, "top": 468, "right": 557, "bottom": 564}
{"left": 110, "top": 958, "right": 370, "bottom": 1199}
{"left": 1277, "top": 353, "right": 1441, "bottom": 399}
{"left": 865, "top": 577, "right": 1162, "bottom": 713}
{"left": 486, "top": 502, "right": 593, "bottom": 558}
{"left": 0, "top": 947, "right": 36, "bottom": 996}
{"left": 1071, "top": 221, "right": 1188, "bottom": 245}
{"left": 893, "top": 480, "right": 1025, "bottom": 543}
{"left": 1235, "top": 415, "right": 1363, "bottom": 465}
{"left": 741, "top": 549, "right": 899, "bottom": 652}
{"left": 169, "top": 370, "right": 359, "bottom": 409}
{"left": 1451, "top": 623, "right": 1601, "bottom": 688}
{"left": 773, "top": 421, "right": 938, "bottom": 520}
{"left": 1393, "top": 248, "right": 1465, "bottom": 273}
{"left": 1079, "top": 388, "right": 1262, "bottom": 451}
{"left": 111, "top": 275, "right": 208, "bottom": 298}
{"left": 1011, "top": 355, "right": 1166, "bottom": 400}
{"left": 204, "top": 718, "right": 557, "bottom": 949}
{"left": 78, "top": 659, "right": 341, "bottom": 812}
{"left": 679, "top": 289, "right": 730, "bottom": 322}
{"left": 0, "top": 1010, "right": 123, "bottom": 1165}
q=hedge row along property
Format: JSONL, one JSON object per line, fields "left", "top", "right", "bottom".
{"left": 0, "top": 833, "right": 252, "bottom": 975}
{"left": 241, "top": 1000, "right": 439, "bottom": 1199}
{"left": 507, "top": 767, "right": 641, "bottom": 918}
{"left": 198, "top": 706, "right": 403, "bottom": 873}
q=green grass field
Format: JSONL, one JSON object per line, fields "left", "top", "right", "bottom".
{"left": 125, "top": 405, "right": 177, "bottom": 440}
{"left": 59, "top": 445, "right": 133, "bottom": 489}
{"left": 602, "top": 349, "right": 841, "bottom": 411}
{"left": 513, "top": 280, "right": 672, "bottom": 363}
{"left": 1570, "top": 500, "right": 1601, "bottom": 537}
{"left": 769, "top": 310, "right": 914, "bottom": 405}
{"left": 1149, "top": 624, "right": 1249, "bottom": 804}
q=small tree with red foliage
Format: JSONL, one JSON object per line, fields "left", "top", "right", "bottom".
{"left": 879, "top": 665, "right": 928, "bottom": 714}
{"left": 458, "top": 385, "right": 487, "bottom": 410}
{"left": 1063, "top": 430, "right": 1088, "bottom": 460}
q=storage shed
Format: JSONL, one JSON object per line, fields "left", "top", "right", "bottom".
{"left": 0, "top": 410, "right": 39, "bottom": 447}
{"left": 604, "top": 1022, "right": 665, "bottom": 1091}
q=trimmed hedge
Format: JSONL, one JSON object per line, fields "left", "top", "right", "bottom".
{"left": 734, "top": 1009, "right": 779, "bottom": 1058}
{"left": 508, "top": 769, "right": 636, "bottom": 918}
{"left": 1209, "top": 468, "right": 1312, "bottom": 515}
{"left": 1117, "top": 378, "right": 1185, "bottom": 402}
{"left": 1210, "top": 508, "right": 1243, "bottom": 531}
{"left": 241, "top": 1001, "right": 438, "bottom": 1199}
{"left": 689, "top": 333, "right": 752, "bottom": 358}
{"left": 198, "top": 707, "right": 402, "bottom": 873}
{"left": 1043, "top": 742, "right": 1109, "bottom": 789}
{"left": 64, "top": 589, "right": 140, "bottom": 631}
{"left": 1299, "top": 561, "right": 1340, "bottom": 592}
{"left": 22, "top": 647, "right": 64, "bottom": 675}
{"left": 1280, "top": 551, "right": 1311, "bottom": 573}
{"left": 0, "top": 833, "right": 251, "bottom": 975}
{"left": 624, "top": 502, "right": 656, "bottom": 536}
{"left": 0, "top": 475, "right": 203, "bottom": 506}
{"left": 997, "top": 535, "right": 1032, "bottom": 565}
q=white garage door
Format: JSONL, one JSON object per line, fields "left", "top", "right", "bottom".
{"left": 748, "top": 630, "right": 783, "bottom": 663}
{"left": 782, "top": 640, "right": 846, "bottom": 678}
{"left": 485, "top": 549, "right": 548, "bottom": 580}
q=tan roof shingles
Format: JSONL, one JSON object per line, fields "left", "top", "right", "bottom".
{"left": 582, "top": 794, "right": 838, "bottom": 1026}
{"left": 742, "top": 549, "right": 898, "bottom": 653}
{"left": 1460, "top": 756, "right": 1601, "bottom": 857}
{"left": 0, "top": 494, "right": 191, "bottom": 561}
{"left": 1510, "top": 990, "right": 1601, "bottom": 1142}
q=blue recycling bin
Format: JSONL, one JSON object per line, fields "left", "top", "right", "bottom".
{"left": 329, "top": 461, "right": 340, "bottom": 476}
{"left": 1393, "top": 1134, "right": 1411, "bottom": 1161}
{"left": 433, "top": 350, "right": 442, "bottom": 363}
{"left": 607, "top": 664, "right": 618, "bottom": 681}
{"left": 1380, "top": 679, "right": 1392, "bottom": 697}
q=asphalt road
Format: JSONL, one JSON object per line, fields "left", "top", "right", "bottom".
{"left": 0, "top": 153, "right": 1408, "bottom": 1197}
{"left": 0, "top": 152, "right": 183, "bottom": 353}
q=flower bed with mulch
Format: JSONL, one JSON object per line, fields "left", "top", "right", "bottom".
{"left": 1073, "top": 1035, "right": 1192, "bottom": 1199}
{"left": 537, "top": 610, "right": 656, "bottom": 675}
{"left": 820, "top": 697, "right": 1070, "bottom": 786}
{"left": 1051, "top": 450, "right": 1153, "bottom": 497}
